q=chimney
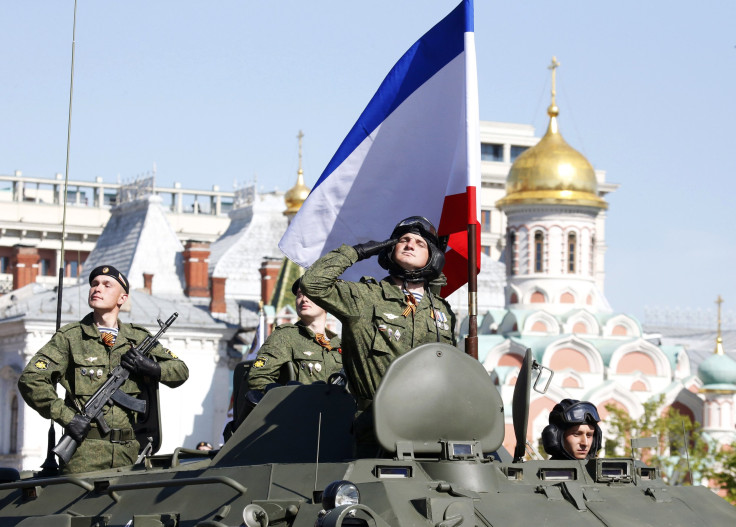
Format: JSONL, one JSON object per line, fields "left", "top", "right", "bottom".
{"left": 210, "top": 277, "right": 227, "bottom": 314}
{"left": 183, "top": 241, "right": 210, "bottom": 297}
{"left": 12, "top": 246, "right": 39, "bottom": 290}
{"left": 259, "top": 257, "right": 282, "bottom": 304}
{"left": 142, "top": 273, "right": 153, "bottom": 294}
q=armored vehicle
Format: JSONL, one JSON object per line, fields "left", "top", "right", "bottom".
{"left": 1, "top": 343, "right": 735, "bottom": 526}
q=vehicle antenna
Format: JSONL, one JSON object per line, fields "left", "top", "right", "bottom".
{"left": 313, "top": 412, "right": 322, "bottom": 503}
{"left": 39, "top": 0, "right": 78, "bottom": 477}
{"left": 682, "top": 419, "right": 693, "bottom": 485}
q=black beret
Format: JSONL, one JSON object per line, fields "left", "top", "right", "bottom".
{"left": 89, "top": 265, "right": 129, "bottom": 294}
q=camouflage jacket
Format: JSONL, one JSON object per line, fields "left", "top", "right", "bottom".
{"left": 18, "top": 312, "right": 189, "bottom": 431}
{"left": 247, "top": 322, "right": 342, "bottom": 390}
{"left": 301, "top": 244, "right": 456, "bottom": 401}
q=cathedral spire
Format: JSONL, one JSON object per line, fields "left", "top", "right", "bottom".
{"left": 284, "top": 129, "right": 311, "bottom": 219}
{"left": 714, "top": 295, "right": 725, "bottom": 355}
{"left": 547, "top": 56, "right": 560, "bottom": 120}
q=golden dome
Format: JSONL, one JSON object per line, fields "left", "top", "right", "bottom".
{"left": 496, "top": 106, "right": 607, "bottom": 210}
{"left": 284, "top": 168, "right": 310, "bottom": 215}
{"left": 497, "top": 57, "right": 607, "bottom": 210}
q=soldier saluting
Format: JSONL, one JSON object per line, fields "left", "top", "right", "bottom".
{"left": 301, "top": 216, "right": 456, "bottom": 454}
{"left": 18, "top": 265, "right": 189, "bottom": 473}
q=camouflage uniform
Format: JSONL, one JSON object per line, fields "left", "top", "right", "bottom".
{"left": 301, "top": 244, "right": 456, "bottom": 405}
{"left": 18, "top": 313, "right": 189, "bottom": 474}
{"left": 247, "top": 322, "right": 342, "bottom": 390}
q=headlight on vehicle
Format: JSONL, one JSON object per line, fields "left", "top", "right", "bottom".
{"left": 321, "top": 480, "right": 360, "bottom": 510}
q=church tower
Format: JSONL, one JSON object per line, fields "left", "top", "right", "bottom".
{"left": 496, "top": 58, "right": 610, "bottom": 314}
{"left": 698, "top": 296, "right": 736, "bottom": 446}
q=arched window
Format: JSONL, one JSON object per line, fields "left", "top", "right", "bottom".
{"left": 568, "top": 232, "right": 577, "bottom": 273}
{"left": 508, "top": 230, "right": 516, "bottom": 276}
{"left": 534, "top": 231, "right": 544, "bottom": 272}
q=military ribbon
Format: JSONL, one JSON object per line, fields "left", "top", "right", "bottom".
{"left": 314, "top": 333, "right": 333, "bottom": 350}
{"left": 402, "top": 292, "right": 418, "bottom": 317}
{"left": 100, "top": 332, "right": 116, "bottom": 347}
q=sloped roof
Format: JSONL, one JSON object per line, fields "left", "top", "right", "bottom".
{"left": 0, "top": 282, "right": 226, "bottom": 332}
{"left": 82, "top": 195, "right": 185, "bottom": 297}
{"left": 209, "top": 192, "right": 288, "bottom": 301}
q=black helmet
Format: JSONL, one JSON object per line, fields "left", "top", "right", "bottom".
{"left": 541, "top": 399, "right": 602, "bottom": 460}
{"left": 378, "top": 216, "right": 445, "bottom": 283}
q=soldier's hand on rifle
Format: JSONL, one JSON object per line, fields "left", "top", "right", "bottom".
{"left": 353, "top": 239, "right": 396, "bottom": 261}
{"left": 121, "top": 347, "right": 161, "bottom": 381}
{"left": 66, "top": 414, "right": 91, "bottom": 444}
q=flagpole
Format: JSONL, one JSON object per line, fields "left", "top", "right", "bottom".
{"left": 465, "top": 210, "right": 478, "bottom": 360}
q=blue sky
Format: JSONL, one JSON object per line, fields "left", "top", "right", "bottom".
{"left": 1, "top": 1, "right": 734, "bottom": 323}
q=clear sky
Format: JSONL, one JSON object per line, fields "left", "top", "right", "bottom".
{"left": 2, "top": 1, "right": 734, "bottom": 323}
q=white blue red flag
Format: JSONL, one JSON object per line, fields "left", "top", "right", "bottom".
{"left": 279, "top": 0, "right": 481, "bottom": 296}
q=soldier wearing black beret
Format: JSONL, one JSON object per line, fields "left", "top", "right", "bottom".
{"left": 18, "top": 264, "right": 189, "bottom": 473}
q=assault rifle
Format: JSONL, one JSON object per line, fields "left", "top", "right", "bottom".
{"left": 52, "top": 312, "right": 179, "bottom": 465}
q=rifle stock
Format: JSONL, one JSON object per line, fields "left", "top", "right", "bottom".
{"left": 52, "top": 312, "right": 178, "bottom": 465}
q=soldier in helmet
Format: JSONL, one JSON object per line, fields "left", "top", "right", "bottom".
{"left": 301, "top": 216, "right": 456, "bottom": 453}
{"left": 247, "top": 278, "right": 343, "bottom": 390}
{"left": 542, "top": 399, "right": 603, "bottom": 460}
{"left": 18, "top": 265, "right": 189, "bottom": 473}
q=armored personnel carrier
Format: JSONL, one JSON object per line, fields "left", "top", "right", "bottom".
{"left": 1, "top": 343, "right": 735, "bottom": 526}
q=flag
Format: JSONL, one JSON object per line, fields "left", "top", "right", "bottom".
{"left": 279, "top": 0, "right": 481, "bottom": 296}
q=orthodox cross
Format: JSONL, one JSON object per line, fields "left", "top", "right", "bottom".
{"left": 297, "top": 130, "right": 304, "bottom": 173}
{"left": 548, "top": 56, "right": 560, "bottom": 107}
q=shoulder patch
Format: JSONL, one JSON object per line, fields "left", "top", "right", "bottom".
{"left": 253, "top": 358, "right": 267, "bottom": 368}
{"left": 34, "top": 358, "right": 49, "bottom": 370}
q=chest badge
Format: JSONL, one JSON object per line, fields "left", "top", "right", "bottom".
{"left": 86, "top": 357, "right": 98, "bottom": 362}
{"left": 383, "top": 313, "right": 399, "bottom": 320}
{"left": 303, "top": 351, "right": 314, "bottom": 357}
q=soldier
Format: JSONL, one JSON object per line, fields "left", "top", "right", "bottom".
{"left": 542, "top": 399, "right": 603, "bottom": 460}
{"left": 301, "top": 216, "right": 455, "bottom": 454}
{"left": 17, "top": 265, "right": 189, "bottom": 473}
{"left": 247, "top": 278, "right": 343, "bottom": 390}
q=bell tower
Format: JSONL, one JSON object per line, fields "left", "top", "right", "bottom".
{"left": 497, "top": 58, "right": 610, "bottom": 314}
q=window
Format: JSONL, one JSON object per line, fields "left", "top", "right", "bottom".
{"left": 10, "top": 395, "right": 18, "bottom": 454}
{"left": 482, "top": 245, "right": 491, "bottom": 256}
{"left": 481, "top": 210, "right": 491, "bottom": 232}
{"left": 534, "top": 231, "right": 544, "bottom": 272}
{"left": 67, "top": 260, "right": 79, "bottom": 278}
{"left": 481, "top": 143, "right": 503, "bottom": 162}
{"left": 510, "top": 145, "right": 528, "bottom": 162}
{"left": 568, "top": 232, "right": 577, "bottom": 273}
{"left": 40, "top": 259, "right": 50, "bottom": 276}
{"left": 508, "top": 230, "right": 516, "bottom": 276}
{"left": 0, "top": 256, "right": 9, "bottom": 273}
